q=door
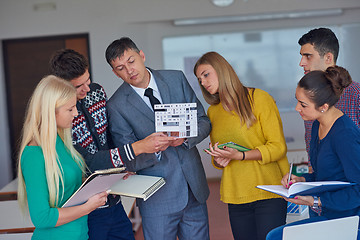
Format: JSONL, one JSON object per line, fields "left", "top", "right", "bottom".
{"left": 2, "top": 33, "right": 90, "bottom": 177}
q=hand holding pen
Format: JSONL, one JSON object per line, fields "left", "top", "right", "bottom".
{"left": 287, "top": 163, "right": 293, "bottom": 188}
{"left": 281, "top": 163, "right": 306, "bottom": 188}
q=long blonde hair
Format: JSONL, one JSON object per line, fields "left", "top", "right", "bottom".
{"left": 17, "top": 75, "right": 85, "bottom": 213}
{"left": 194, "top": 51, "right": 256, "bottom": 127}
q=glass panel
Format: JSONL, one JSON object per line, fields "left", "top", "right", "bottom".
{"left": 163, "top": 24, "right": 360, "bottom": 112}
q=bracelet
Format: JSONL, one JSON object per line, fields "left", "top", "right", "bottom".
{"left": 241, "top": 151, "right": 245, "bottom": 160}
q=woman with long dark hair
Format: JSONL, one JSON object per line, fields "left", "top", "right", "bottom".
{"left": 267, "top": 66, "right": 360, "bottom": 239}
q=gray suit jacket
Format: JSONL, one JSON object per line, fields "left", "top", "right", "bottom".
{"left": 107, "top": 69, "right": 211, "bottom": 216}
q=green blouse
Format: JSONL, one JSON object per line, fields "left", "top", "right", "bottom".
{"left": 21, "top": 135, "right": 87, "bottom": 240}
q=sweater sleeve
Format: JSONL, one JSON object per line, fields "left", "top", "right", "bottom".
{"left": 320, "top": 129, "right": 360, "bottom": 211}
{"left": 73, "top": 143, "right": 131, "bottom": 172}
{"left": 21, "top": 147, "right": 59, "bottom": 228}
{"left": 253, "top": 90, "right": 287, "bottom": 165}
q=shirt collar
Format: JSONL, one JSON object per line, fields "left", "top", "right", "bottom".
{"left": 130, "top": 68, "right": 160, "bottom": 97}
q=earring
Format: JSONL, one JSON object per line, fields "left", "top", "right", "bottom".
{"left": 321, "top": 110, "right": 324, "bottom": 113}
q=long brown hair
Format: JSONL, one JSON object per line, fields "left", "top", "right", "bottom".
{"left": 194, "top": 52, "right": 256, "bottom": 127}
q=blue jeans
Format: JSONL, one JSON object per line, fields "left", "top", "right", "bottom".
{"left": 88, "top": 201, "right": 134, "bottom": 240}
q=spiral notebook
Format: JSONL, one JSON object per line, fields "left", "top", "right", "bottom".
{"left": 110, "top": 174, "right": 166, "bottom": 201}
{"left": 62, "top": 168, "right": 165, "bottom": 207}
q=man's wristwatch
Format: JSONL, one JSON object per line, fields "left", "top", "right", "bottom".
{"left": 312, "top": 196, "right": 320, "bottom": 209}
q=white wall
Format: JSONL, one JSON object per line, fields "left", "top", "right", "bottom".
{"left": 1, "top": 0, "right": 360, "bottom": 187}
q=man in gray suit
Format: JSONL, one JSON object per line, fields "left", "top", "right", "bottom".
{"left": 105, "top": 37, "right": 211, "bottom": 240}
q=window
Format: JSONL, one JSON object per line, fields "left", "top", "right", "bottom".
{"left": 163, "top": 24, "right": 360, "bottom": 112}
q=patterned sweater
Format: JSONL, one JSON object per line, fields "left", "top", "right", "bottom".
{"left": 72, "top": 83, "right": 135, "bottom": 172}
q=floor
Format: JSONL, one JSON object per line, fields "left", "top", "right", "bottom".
{"left": 133, "top": 180, "right": 309, "bottom": 240}
{"left": 133, "top": 180, "right": 233, "bottom": 240}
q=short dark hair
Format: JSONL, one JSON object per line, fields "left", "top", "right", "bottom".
{"left": 105, "top": 37, "right": 140, "bottom": 67}
{"left": 298, "top": 28, "right": 339, "bottom": 63}
{"left": 298, "top": 66, "right": 352, "bottom": 109}
{"left": 49, "top": 49, "right": 89, "bottom": 81}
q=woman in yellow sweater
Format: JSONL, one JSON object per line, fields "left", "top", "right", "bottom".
{"left": 194, "top": 52, "right": 289, "bottom": 240}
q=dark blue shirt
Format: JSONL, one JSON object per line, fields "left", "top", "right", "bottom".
{"left": 303, "top": 114, "right": 360, "bottom": 219}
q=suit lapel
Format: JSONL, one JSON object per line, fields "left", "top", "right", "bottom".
{"left": 123, "top": 83, "right": 155, "bottom": 122}
{"left": 151, "top": 69, "right": 171, "bottom": 104}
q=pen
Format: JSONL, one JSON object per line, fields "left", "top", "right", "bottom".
{"left": 287, "top": 163, "right": 293, "bottom": 188}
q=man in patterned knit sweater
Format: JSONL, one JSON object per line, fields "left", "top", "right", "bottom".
{"left": 298, "top": 28, "right": 360, "bottom": 217}
{"left": 49, "top": 49, "right": 174, "bottom": 240}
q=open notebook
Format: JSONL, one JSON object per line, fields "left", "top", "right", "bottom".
{"left": 62, "top": 168, "right": 165, "bottom": 207}
{"left": 257, "top": 181, "right": 352, "bottom": 198}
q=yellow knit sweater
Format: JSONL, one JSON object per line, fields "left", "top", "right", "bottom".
{"left": 208, "top": 88, "right": 289, "bottom": 204}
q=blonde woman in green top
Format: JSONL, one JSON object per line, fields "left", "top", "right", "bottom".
{"left": 17, "top": 75, "right": 108, "bottom": 239}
